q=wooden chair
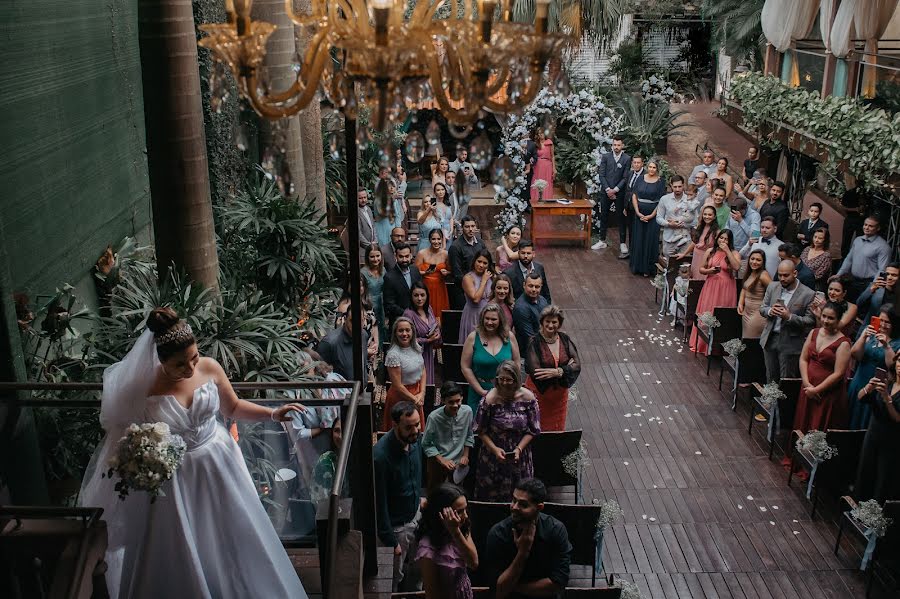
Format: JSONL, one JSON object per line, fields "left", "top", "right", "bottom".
{"left": 441, "top": 309, "right": 463, "bottom": 345}
{"left": 748, "top": 378, "right": 801, "bottom": 460}
{"left": 441, "top": 343, "right": 465, "bottom": 385}
{"left": 681, "top": 279, "right": 705, "bottom": 342}
{"left": 719, "top": 338, "right": 766, "bottom": 393}
{"left": 695, "top": 306, "right": 741, "bottom": 375}
{"left": 789, "top": 429, "right": 866, "bottom": 518}
{"left": 834, "top": 497, "right": 900, "bottom": 598}
{"left": 532, "top": 430, "right": 584, "bottom": 503}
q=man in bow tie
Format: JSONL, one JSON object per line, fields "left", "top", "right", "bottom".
{"left": 738, "top": 216, "right": 782, "bottom": 277}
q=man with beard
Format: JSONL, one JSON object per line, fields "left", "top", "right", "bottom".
{"left": 374, "top": 401, "right": 424, "bottom": 592}
{"left": 486, "top": 478, "right": 572, "bottom": 599}
{"left": 504, "top": 239, "right": 551, "bottom": 302}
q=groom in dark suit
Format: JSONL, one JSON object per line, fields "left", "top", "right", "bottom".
{"left": 592, "top": 136, "right": 630, "bottom": 254}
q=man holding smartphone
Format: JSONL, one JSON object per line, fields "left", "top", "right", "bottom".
{"left": 857, "top": 262, "right": 900, "bottom": 328}
{"left": 760, "top": 260, "right": 817, "bottom": 383}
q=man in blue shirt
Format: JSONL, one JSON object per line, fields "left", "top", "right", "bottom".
{"left": 838, "top": 216, "right": 892, "bottom": 302}
{"left": 373, "top": 401, "right": 423, "bottom": 591}
{"left": 512, "top": 272, "right": 549, "bottom": 351}
{"left": 421, "top": 381, "right": 474, "bottom": 491}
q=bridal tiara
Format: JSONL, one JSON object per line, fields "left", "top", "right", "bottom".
{"left": 154, "top": 323, "right": 194, "bottom": 346}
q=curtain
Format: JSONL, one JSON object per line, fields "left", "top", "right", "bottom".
{"left": 761, "top": 0, "right": 819, "bottom": 52}
{"left": 820, "top": 0, "right": 836, "bottom": 53}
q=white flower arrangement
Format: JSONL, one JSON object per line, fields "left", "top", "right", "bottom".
{"left": 697, "top": 312, "right": 720, "bottom": 329}
{"left": 851, "top": 499, "right": 894, "bottom": 538}
{"left": 650, "top": 273, "right": 666, "bottom": 290}
{"left": 494, "top": 88, "right": 624, "bottom": 232}
{"left": 758, "top": 382, "right": 786, "bottom": 409}
{"left": 594, "top": 498, "right": 624, "bottom": 531}
{"left": 561, "top": 440, "right": 590, "bottom": 479}
{"left": 105, "top": 422, "right": 187, "bottom": 502}
{"left": 615, "top": 579, "right": 642, "bottom": 599}
{"left": 722, "top": 339, "right": 746, "bottom": 357}
{"left": 531, "top": 179, "right": 548, "bottom": 191}
{"left": 641, "top": 73, "right": 676, "bottom": 104}
{"left": 796, "top": 430, "right": 838, "bottom": 462}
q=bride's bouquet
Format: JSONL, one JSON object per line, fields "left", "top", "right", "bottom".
{"left": 105, "top": 422, "right": 187, "bottom": 502}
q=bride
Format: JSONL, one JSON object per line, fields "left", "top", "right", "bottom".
{"left": 79, "top": 307, "right": 309, "bottom": 598}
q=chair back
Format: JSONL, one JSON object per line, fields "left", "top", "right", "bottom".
{"left": 685, "top": 279, "right": 705, "bottom": 323}
{"left": 441, "top": 309, "right": 463, "bottom": 345}
{"left": 879, "top": 501, "right": 900, "bottom": 559}
{"left": 736, "top": 338, "right": 766, "bottom": 385}
{"left": 708, "top": 307, "right": 741, "bottom": 355}
{"left": 816, "top": 429, "right": 867, "bottom": 495}
{"left": 441, "top": 343, "right": 465, "bottom": 384}
{"left": 776, "top": 378, "right": 802, "bottom": 431}
{"left": 532, "top": 430, "right": 583, "bottom": 490}
{"left": 565, "top": 589, "right": 623, "bottom": 598}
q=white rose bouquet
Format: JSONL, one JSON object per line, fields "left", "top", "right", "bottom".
{"left": 641, "top": 74, "right": 676, "bottom": 103}
{"left": 105, "top": 422, "right": 187, "bottom": 502}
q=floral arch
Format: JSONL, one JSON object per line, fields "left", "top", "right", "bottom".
{"left": 494, "top": 88, "right": 624, "bottom": 233}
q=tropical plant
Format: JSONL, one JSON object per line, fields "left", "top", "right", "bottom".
{"left": 323, "top": 117, "right": 347, "bottom": 209}
{"left": 701, "top": 0, "right": 765, "bottom": 66}
{"left": 616, "top": 95, "right": 692, "bottom": 158}
{"left": 608, "top": 38, "right": 646, "bottom": 84}
{"left": 511, "top": 0, "right": 628, "bottom": 47}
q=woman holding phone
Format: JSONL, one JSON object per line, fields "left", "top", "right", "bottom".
{"left": 810, "top": 275, "right": 858, "bottom": 335}
{"left": 416, "top": 229, "right": 450, "bottom": 323}
{"left": 853, "top": 354, "right": 900, "bottom": 502}
{"left": 404, "top": 282, "right": 442, "bottom": 385}
{"left": 417, "top": 190, "right": 452, "bottom": 253}
{"left": 847, "top": 305, "right": 900, "bottom": 429}
{"left": 473, "top": 360, "right": 540, "bottom": 502}
{"left": 689, "top": 229, "right": 740, "bottom": 354}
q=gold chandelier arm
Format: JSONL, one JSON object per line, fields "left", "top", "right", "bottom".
{"left": 422, "top": 0, "right": 449, "bottom": 23}
{"left": 483, "top": 64, "right": 542, "bottom": 112}
{"left": 426, "top": 47, "right": 481, "bottom": 123}
{"left": 485, "top": 67, "right": 509, "bottom": 95}
{"left": 263, "top": 27, "right": 331, "bottom": 103}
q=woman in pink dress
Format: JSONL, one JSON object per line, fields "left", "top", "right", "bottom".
{"left": 675, "top": 205, "right": 719, "bottom": 280}
{"left": 690, "top": 229, "right": 741, "bottom": 354}
{"left": 529, "top": 128, "right": 556, "bottom": 202}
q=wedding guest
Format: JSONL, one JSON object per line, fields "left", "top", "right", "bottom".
{"left": 796, "top": 202, "right": 828, "bottom": 248}
{"left": 726, "top": 195, "right": 760, "bottom": 251}
{"left": 656, "top": 175, "right": 697, "bottom": 258}
{"left": 485, "top": 478, "right": 571, "bottom": 599}
{"left": 374, "top": 401, "right": 423, "bottom": 592}
{"left": 335, "top": 276, "right": 380, "bottom": 370}
{"left": 384, "top": 243, "right": 423, "bottom": 330}
{"left": 449, "top": 146, "right": 475, "bottom": 174}
{"left": 689, "top": 149, "right": 716, "bottom": 184}
{"left": 794, "top": 302, "right": 851, "bottom": 438}
{"left": 800, "top": 228, "right": 833, "bottom": 291}
{"left": 747, "top": 178, "right": 771, "bottom": 213}
{"left": 693, "top": 171, "right": 709, "bottom": 204}
{"left": 345, "top": 188, "right": 377, "bottom": 265}
{"left": 404, "top": 282, "right": 442, "bottom": 386}
{"left": 445, "top": 170, "right": 460, "bottom": 221}
{"left": 853, "top": 354, "right": 900, "bottom": 502}
{"left": 382, "top": 317, "right": 426, "bottom": 431}
{"left": 416, "top": 483, "right": 479, "bottom": 599}
{"left": 856, "top": 262, "right": 900, "bottom": 327}
{"left": 460, "top": 250, "right": 494, "bottom": 341}
{"left": 417, "top": 190, "right": 452, "bottom": 253}
{"left": 713, "top": 157, "right": 734, "bottom": 199}
{"left": 810, "top": 275, "right": 858, "bottom": 334}
{"left": 461, "top": 303, "right": 520, "bottom": 412}
{"left": 739, "top": 216, "right": 782, "bottom": 277}
{"left": 454, "top": 164, "right": 479, "bottom": 221}
{"left": 381, "top": 227, "right": 406, "bottom": 271}
{"left": 690, "top": 229, "right": 741, "bottom": 354}
{"left": 738, "top": 249, "right": 772, "bottom": 339}
{"left": 760, "top": 260, "right": 817, "bottom": 383}
{"left": 629, "top": 159, "right": 666, "bottom": 276}
{"left": 473, "top": 361, "right": 541, "bottom": 502}
{"left": 489, "top": 273, "right": 516, "bottom": 329}
{"left": 529, "top": 128, "right": 556, "bottom": 202}
{"left": 433, "top": 182, "right": 455, "bottom": 238}
{"left": 743, "top": 146, "right": 759, "bottom": 181}
{"left": 524, "top": 305, "right": 581, "bottom": 431}
{"left": 709, "top": 186, "right": 730, "bottom": 230}
{"left": 846, "top": 305, "right": 900, "bottom": 429}
{"left": 363, "top": 246, "right": 387, "bottom": 343}
{"left": 503, "top": 239, "right": 551, "bottom": 302}
{"left": 421, "top": 383, "right": 474, "bottom": 492}
{"left": 374, "top": 179, "right": 405, "bottom": 247}
{"left": 319, "top": 309, "right": 369, "bottom": 381}
{"left": 838, "top": 216, "right": 891, "bottom": 303}
{"left": 513, "top": 273, "right": 549, "bottom": 352}
{"left": 593, "top": 135, "right": 630, "bottom": 250}
{"left": 674, "top": 205, "right": 719, "bottom": 280}
{"left": 778, "top": 243, "right": 816, "bottom": 290}
{"left": 449, "top": 216, "right": 486, "bottom": 309}
{"left": 496, "top": 225, "right": 522, "bottom": 271}
{"left": 758, "top": 181, "right": 789, "bottom": 239}
{"left": 416, "top": 229, "right": 451, "bottom": 323}
{"left": 432, "top": 155, "right": 450, "bottom": 187}
{"left": 604, "top": 155, "right": 645, "bottom": 258}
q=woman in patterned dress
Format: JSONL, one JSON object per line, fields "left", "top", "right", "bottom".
{"left": 800, "top": 228, "right": 833, "bottom": 291}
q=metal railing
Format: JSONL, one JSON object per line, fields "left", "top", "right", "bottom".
{"left": 0, "top": 379, "right": 369, "bottom": 598}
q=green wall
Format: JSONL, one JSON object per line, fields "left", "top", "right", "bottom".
{"left": 0, "top": 1, "right": 152, "bottom": 301}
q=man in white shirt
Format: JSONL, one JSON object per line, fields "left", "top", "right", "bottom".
{"left": 689, "top": 150, "right": 717, "bottom": 184}
{"left": 738, "top": 216, "right": 782, "bottom": 277}
{"left": 448, "top": 146, "right": 475, "bottom": 175}
{"left": 655, "top": 176, "right": 697, "bottom": 257}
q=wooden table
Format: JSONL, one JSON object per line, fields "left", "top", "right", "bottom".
{"left": 529, "top": 198, "right": 593, "bottom": 248}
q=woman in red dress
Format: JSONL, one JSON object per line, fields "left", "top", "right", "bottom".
{"left": 794, "top": 302, "right": 852, "bottom": 434}
{"left": 416, "top": 228, "right": 450, "bottom": 323}
{"left": 524, "top": 305, "right": 580, "bottom": 431}
{"left": 690, "top": 229, "right": 741, "bottom": 354}
{"left": 529, "top": 128, "right": 556, "bottom": 202}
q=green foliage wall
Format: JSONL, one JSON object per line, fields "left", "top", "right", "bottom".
{"left": 0, "top": 1, "right": 152, "bottom": 299}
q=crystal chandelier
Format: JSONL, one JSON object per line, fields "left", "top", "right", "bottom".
{"left": 198, "top": 0, "right": 572, "bottom": 130}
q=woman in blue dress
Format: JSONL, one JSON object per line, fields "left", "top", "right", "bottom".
{"left": 373, "top": 179, "right": 405, "bottom": 247}
{"left": 362, "top": 246, "right": 387, "bottom": 344}
{"left": 417, "top": 185, "right": 453, "bottom": 253}
{"left": 847, "top": 304, "right": 900, "bottom": 429}
{"left": 629, "top": 160, "right": 667, "bottom": 276}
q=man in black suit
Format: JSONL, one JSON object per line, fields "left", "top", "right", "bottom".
{"left": 796, "top": 202, "right": 829, "bottom": 248}
{"left": 614, "top": 155, "right": 645, "bottom": 259}
{"left": 448, "top": 215, "right": 485, "bottom": 309}
{"left": 503, "top": 239, "right": 551, "bottom": 303}
{"left": 380, "top": 227, "right": 406, "bottom": 271}
{"left": 383, "top": 243, "right": 422, "bottom": 329}
{"left": 592, "top": 135, "right": 630, "bottom": 252}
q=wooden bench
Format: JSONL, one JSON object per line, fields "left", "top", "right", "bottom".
{"left": 789, "top": 429, "right": 866, "bottom": 519}
{"left": 748, "top": 379, "right": 801, "bottom": 460}
{"left": 532, "top": 430, "right": 584, "bottom": 504}
{"left": 834, "top": 497, "right": 900, "bottom": 598}
{"left": 529, "top": 198, "right": 593, "bottom": 249}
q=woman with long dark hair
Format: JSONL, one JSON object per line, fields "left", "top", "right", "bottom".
{"left": 676, "top": 204, "right": 719, "bottom": 280}
{"left": 415, "top": 484, "right": 478, "bottom": 599}
{"left": 628, "top": 159, "right": 666, "bottom": 276}
{"left": 853, "top": 353, "right": 900, "bottom": 502}
{"left": 459, "top": 249, "right": 494, "bottom": 342}
{"left": 403, "top": 282, "right": 442, "bottom": 385}
{"left": 689, "top": 228, "right": 740, "bottom": 354}
{"left": 738, "top": 249, "right": 771, "bottom": 338}
{"left": 847, "top": 304, "right": 900, "bottom": 429}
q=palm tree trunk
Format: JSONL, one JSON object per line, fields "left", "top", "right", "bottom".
{"left": 294, "top": 0, "right": 327, "bottom": 210}
{"left": 138, "top": 0, "right": 219, "bottom": 291}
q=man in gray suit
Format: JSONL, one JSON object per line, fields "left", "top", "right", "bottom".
{"left": 760, "top": 260, "right": 817, "bottom": 383}
{"left": 592, "top": 135, "right": 630, "bottom": 252}
{"left": 348, "top": 188, "right": 377, "bottom": 265}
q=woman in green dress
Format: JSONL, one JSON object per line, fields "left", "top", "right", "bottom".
{"left": 460, "top": 303, "right": 520, "bottom": 413}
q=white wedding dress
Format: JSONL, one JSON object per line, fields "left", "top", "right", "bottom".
{"left": 115, "top": 379, "right": 308, "bottom": 598}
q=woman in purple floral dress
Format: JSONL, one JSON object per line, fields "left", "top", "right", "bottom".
{"left": 473, "top": 360, "right": 541, "bottom": 502}
{"left": 416, "top": 484, "right": 478, "bottom": 599}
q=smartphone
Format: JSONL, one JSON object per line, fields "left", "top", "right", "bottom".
{"left": 879, "top": 271, "right": 888, "bottom": 280}
{"left": 426, "top": 264, "right": 437, "bottom": 274}
{"left": 504, "top": 450, "right": 516, "bottom": 459}
{"left": 875, "top": 367, "right": 889, "bottom": 383}
{"left": 430, "top": 196, "right": 437, "bottom": 206}
{"left": 871, "top": 316, "right": 882, "bottom": 333}
{"left": 751, "top": 229, "right": 761, "bottom": 238}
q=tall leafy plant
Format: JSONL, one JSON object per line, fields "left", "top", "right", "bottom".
{"left": 702, "top": 0, "right": 765, "bottom": 66}
{"left": 617, "top": 95, "right": 692, "bottom": 159}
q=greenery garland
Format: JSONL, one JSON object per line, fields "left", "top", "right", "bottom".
{"left": 727, "top": 72, "right": 900, "bottom": 194}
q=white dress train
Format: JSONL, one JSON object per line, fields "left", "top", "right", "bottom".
{"left": 118, "top": 379, "right": 308, "bottom": 598}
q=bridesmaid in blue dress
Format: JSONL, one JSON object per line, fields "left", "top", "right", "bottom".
{"left": 362, "top": 246, "right": 387, "bottom": 344}
{"left": 373, "top": 180, "right": 405, "bottom": 247}
{"left": 629, "top": 160, "right": 667, "bottom": 276}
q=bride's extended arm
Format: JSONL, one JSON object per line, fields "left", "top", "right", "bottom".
{"left": 207, "top": 358, "right": 305, "bottom": 421}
